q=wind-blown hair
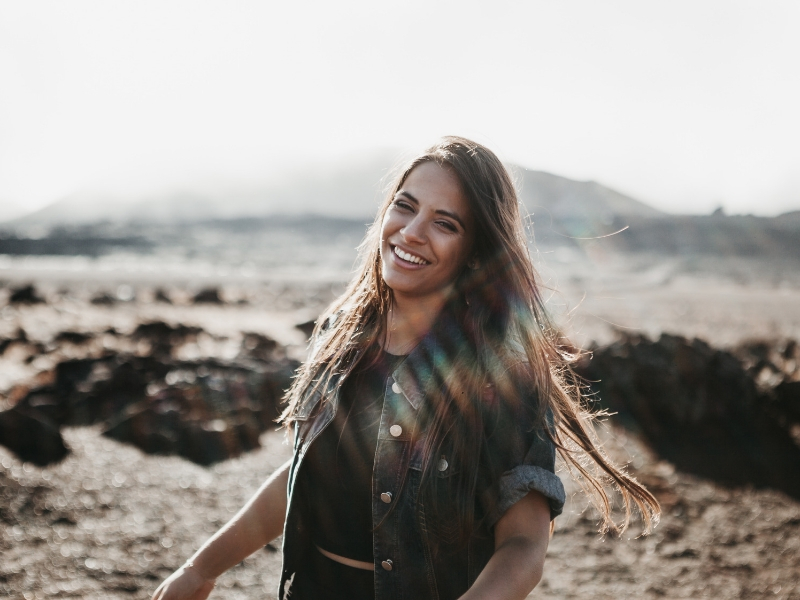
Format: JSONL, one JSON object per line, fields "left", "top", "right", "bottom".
{"left": 281, "top": 136, "right": 660, "bottom": 537}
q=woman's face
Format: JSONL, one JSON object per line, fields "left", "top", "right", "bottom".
{"left": 380, "top": 161, "right": 475, "bottom": 304}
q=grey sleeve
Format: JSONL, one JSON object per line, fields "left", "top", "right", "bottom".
{"left": 495, "top": 464, "right": 565, "bottom": 524}
{"left": 484, "top": 415, "right": 566, "bottom": 526}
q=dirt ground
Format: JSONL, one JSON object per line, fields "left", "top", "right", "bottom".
{"left": 2, "top": 424, "right": 797, "bottom": 599}
{"left": 2, "top": 256, "right": 800, "bottom": 599}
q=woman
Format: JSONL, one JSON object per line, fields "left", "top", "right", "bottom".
{"left": 153, "top": 137, "right": 660, "bottom": 600}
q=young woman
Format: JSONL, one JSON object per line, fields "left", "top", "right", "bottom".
{"left": 152, "top": 137, "right": 660, "bottom": 600}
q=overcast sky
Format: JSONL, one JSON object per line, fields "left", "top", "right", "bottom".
{"left": 1, "top": 0, "right": 798, "bottom": 220}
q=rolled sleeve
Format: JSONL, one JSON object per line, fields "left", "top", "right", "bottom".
{"left": 480, "top": 387, "right": 566, "bottom": 527}
{"left": 495, "top": 464, "right": 565, "bottom": 524}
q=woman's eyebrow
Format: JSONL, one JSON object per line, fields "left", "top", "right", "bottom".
{"left": 434, "top": 209, "right": 466, "bottom": 230}
{"left": 395, "top": 190, "right": 418, "bottom": 204}
{"left": 395, "top": 191, "right": 466, "bottom": 230}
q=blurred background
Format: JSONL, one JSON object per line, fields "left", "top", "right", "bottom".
{"left": 1, "top": 1, "right": 799, "bottom": 598}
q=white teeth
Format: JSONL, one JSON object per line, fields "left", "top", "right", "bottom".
{"left": 394, "top": 246, "right": 427, "bottom": 265}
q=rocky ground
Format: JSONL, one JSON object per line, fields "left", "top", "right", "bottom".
{"left": 1, "top": 259, "right": 800, "bottom": 599}
{"left": 2, "top": 424, "right": 798, "bottom": 599}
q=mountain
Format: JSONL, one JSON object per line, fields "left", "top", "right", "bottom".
{"left": 604, "top": 213, "right": 800, "bottom": 259}
{"left": 514, "top": 168, "right": 663, "bottom": 222}
{"left": 7, "top": 152, "right": 400, "bottom": 227}
{"left": 6, "top": 157, "right": 661, "bottom": 230}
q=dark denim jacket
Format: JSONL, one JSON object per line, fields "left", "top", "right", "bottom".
{"left": 279, "top": 314, "right": 566, "bottom": 600}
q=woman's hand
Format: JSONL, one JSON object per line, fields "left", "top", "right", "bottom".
{"left": 151, "top": 565, "right": 216, "bottom": 600}
{"left": 151, "top": 458, "right": 292, "bottom": 600}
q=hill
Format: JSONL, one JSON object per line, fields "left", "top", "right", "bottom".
{"left": 3, "top": 158, "right": 798, "bottom": 263}
{"left": 515, "top": 168, "right": 663, "bottom": 221}
{"left": 7, "top": 158, "right": 660, "bottom": 229}
{"left": 6, "top": 152, "right": 399, "bottom": 227}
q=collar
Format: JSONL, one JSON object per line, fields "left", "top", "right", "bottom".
{"left": 390, "top": 308, "right": 465, "bottom": 411}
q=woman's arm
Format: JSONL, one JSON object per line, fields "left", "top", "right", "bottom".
{"left": 152, "top": 458, "right": 292, "bottom": 600}
{"left": 459, "top": 490, "right": 552, "bottom": 600}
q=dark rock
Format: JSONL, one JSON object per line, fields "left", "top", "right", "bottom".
{"left": 783, "top": 339, "right": 798, "bottom": 361}
{"left": 178, "top": 419, "right": 233, "bottom": 465}
{"left": 13, "top": 358, "right": 96, "bottom": 425}
{"left": 16, "top": 355, "right": 167, "bottom": 426}
{"left": 575, "top": 333, "right": 800, "bottom": 499}
{"left": 54, "top": 331, "right": 94, "bottom": 345}
{"left": 734, "top": 338, "right": 799, "bottom": 381}
{"left": 90, "top": 292, "right": 116, "bottom": 306}
{"left": 295, "top": 319, "right": 317, "bottom": 339}
{"left": 133, "top": 321, "right": 203, "bottom": 341}
{"left": 9, "top": 285, "right": 45, "bottom": 305}
{"left": 193, "top": 288, "right": 223, "bottom": 304}
{"left": 239, "top": 332, "right": 279, "bottom": 362}
{"left": 0, "top": 405, "right": 68, "bottom": 465}
{"left": 75, "top": 355, "right": 177, "bottom": 425}
{"left": 132, "top": 321, "right": 203, "bottom": 360}
{"left": 16, "top": 389, "right": 65, "bottom": 425}
{"left": 154, "top": 288, "right": 172, "bottom": 304}
{"left": 103, "top": 402, "right": 182, "bottom": 456}
{"left": 103, "top": 399, "right": 266, "bottom": 466}
{"left": 774, "top": 381, "right": 800, "bottom": 425}
{"left": 54, "top": 358, "right": 97, "bottom": 399}
{"left": 11, "top": 319, "right": 297, "bottom": 466}
{"left": 96, "top": 355, "right": 295, "bottom": 464}
{"left": 732, "top": 338, "right": 800, "bottom": 428}
{"left": 255, "top": 364, "right": 296, "bottom": 423}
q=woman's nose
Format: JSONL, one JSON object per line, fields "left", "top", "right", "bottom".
{"left": 401, "top": 216, "right": 426, "bottom": 243}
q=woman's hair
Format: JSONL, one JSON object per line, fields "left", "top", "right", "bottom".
{"left": 281, "top": 136, "right": 660, "bottom": 537}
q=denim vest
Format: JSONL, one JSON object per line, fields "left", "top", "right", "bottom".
{"left": 279, "top": 314, "right": 565, "bottom": 600}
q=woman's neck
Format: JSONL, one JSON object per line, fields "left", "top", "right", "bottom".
{"left": 383, "top": 292, "right": 448, "bottom": 355}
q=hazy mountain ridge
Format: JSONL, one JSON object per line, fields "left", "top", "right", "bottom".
{"left": 601, "top": 213, "right": 800, "bottom": 259}
{"left": 2, "top": 159, "right": 798, "bottom": 262}
{"left": 6, "top": 152, "right": 400, "bottom": 227}
{"left": 514, "top": 168, "right": 664, "bottom": 221}
{"left": 7, "top": 159, "right": 662, "bottom": 228}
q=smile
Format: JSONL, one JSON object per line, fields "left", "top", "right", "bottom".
{"left": 393, "top": 246, "right": 429, "bottom": 265}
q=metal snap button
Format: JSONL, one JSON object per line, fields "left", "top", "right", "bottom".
{"left": 380, "top": 492, "right": 393, "bottom": 504}
{"left": 391, "top": 382, "right": 402, "bottom": 394}
{"left": 381, "top": 559, "right": 393, "bottom": 571}
{"left": 437, "top": 457, "right": 449, "bottom": 472}
{"left": 389, "top": 424, "right": 402, "bottom": 437}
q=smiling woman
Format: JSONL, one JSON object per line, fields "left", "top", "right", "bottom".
{"left": 152, "top": 137, "right": 660, "bottom": 600}
{"left": 380, "top": 162, "right": 475, "bottom": 333}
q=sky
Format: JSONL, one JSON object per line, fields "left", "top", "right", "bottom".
{"left": 1, "top": 0, "right": 799, "bottom": 221}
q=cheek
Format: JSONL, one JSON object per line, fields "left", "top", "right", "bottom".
{"left": 447, "top": 238, "right": 472, "bottom": 267}
{"left": 380, "top": 213, "right": 398, "bottom": 241}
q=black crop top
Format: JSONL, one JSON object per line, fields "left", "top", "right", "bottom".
{"left": 296, "top": 347, "right": 406, "bottom": 562}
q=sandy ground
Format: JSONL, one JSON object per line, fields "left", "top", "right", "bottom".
{"left": 2, "top": 255, "right": 800, "bottom": 599}
{"left": 2, "top": 426, "right": 798, "bottom": 599}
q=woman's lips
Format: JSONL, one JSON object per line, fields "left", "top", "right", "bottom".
{"left": 393, "top": 245, "right": 428, "bottom": 264}
{"left": 390, "top": 245, "right": 428, "bottom": 269}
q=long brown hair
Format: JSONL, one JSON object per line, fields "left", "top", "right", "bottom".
{"left": 282, "top": 136, "right": 660, "bottom": 537}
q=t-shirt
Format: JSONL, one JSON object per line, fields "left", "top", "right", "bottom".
{"left": 296, "top": 346, "right": 406, "bottom": 562}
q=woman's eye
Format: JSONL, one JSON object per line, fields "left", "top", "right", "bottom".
{"left": 437, "top": 221, "right": 458, "bottom": 233}
{"left": 393, "top": 200, "right": 413, "bottom": 211}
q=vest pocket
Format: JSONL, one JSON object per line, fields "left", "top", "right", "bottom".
{"left": 415, "top": 454, "right": 462, "bottom": 545}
